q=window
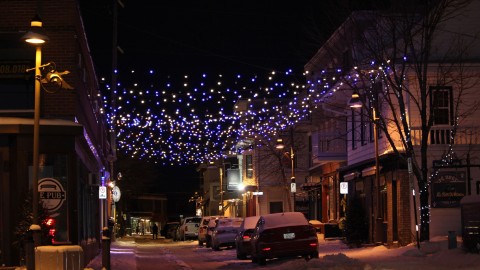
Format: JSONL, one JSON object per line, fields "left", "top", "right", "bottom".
{"left": 270, "top": 201, "right": 283, "bottom": 213}
{"left": 430, "top": 86, "right": 453, "bottom": 125}
{"left": 246, "top": 155, "right": 253, "bottom": 178}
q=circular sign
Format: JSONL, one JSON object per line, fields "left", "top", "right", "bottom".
{"left": 38, "top": 178, "right": 66, "bottom": 213}
{"left": 112, "top": 186, "right": 121, "bottom": 202}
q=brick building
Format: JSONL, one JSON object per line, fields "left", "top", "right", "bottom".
{"left": 0, "top": 0, "right": 110, "bottom": 266}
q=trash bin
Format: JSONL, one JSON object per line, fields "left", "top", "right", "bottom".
{"left": 35, "top": 245, "right": 84, "bottom": 270}
{"left": 448, "top": 230, "right": 457, "bottom": 249}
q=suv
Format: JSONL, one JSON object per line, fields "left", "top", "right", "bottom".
{"left": 198, "top": 215, "right": 226, "bottom": 246}
{"left": 175, "top": 216, "right": 201, "bottom": 241}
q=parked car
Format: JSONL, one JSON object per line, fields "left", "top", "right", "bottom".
{"left": 198, "top": 215, "right": 226, "bottom": 246}
{"left": 175, "top": 216, "right": 201, "bottom": 241}
{"left": 161, "top": 222, "right": 180, "bottom": 239}
{"left": 250, "top": 212, "right": 319, "bottom": 265}
{"left": 235, "top": 216, "right": 260, "bottom": 259}
{"left": 211, "top": 217, "right": 243, "bottom": 251}
{"left": 205, "top": 216, "right": 227, "bottom": 248}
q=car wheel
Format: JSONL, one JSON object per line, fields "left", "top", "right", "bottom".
{"left": 236, "top": 250, "right": 246, "bottom": 260}
{"left": 206, "top": 237, "right": 211, "bottom": 248}
{"left": 257, "top": 257, "right": 266, "bottom": 265}
{"left": 198, "top": 240, "right": 203, "bottom": 246}
{"left": 213, "top": 244, "right": 220, "bottom": 251}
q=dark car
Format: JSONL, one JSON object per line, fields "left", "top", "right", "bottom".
{"left": 235, "top": 216, "right": 260, "bottom": 259}
{"left": 250, "top": 212, "right": 319, "bottom": 265}
{"left": 161, "top": 222, "right": 180, "bottom": 239}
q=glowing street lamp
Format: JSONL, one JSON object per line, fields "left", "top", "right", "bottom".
{"left": 349, "top": 92, "right": 382, "bottom": 243}
{"left": 23, "top": 14, "right": 49, "bottom": 245}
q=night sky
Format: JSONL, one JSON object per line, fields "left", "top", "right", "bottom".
{"left": 78, "top": 1, "right": 361, "bottom": 216}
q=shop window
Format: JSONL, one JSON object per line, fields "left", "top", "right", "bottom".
{"left": 246, "top": 155, "right": 253, "bottom": 178}
{"left": 270, "top": 201, "right": 283, "bottom": 213}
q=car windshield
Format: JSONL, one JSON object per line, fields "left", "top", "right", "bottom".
{"left": 186, "top": 217, "right": 201, "bottom": 223}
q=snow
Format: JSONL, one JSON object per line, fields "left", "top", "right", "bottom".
{"left": 242, "top": 216, "right": 260, "bottom": 230}
{"left": 82, "top": 234, "right": 480, "bottom": 270}
{"left": 260, "top": 212, "right": 309, "bottom": 229}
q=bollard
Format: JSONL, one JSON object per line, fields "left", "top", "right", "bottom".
{"left": 25, "top": 224, "right": 41, "bottom": 270}
{"left": 25, "top": 230, "right": 34, "bottom": 270}
{"left": 102, "top": 227, "right": 111, "bottom": 270}
{"left": 448, "top": 230, "right": 457, "bottom": 249}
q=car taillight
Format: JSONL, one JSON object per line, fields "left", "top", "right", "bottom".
{"left": 262, "top": 247, "right": 271, "bottom": 251}
{"left": 309, "top": 243, "right": 318, "bottom": 247}
{"left": 242, "top": 235, "right": 250, "bottom": 240}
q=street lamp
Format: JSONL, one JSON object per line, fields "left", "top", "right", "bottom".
{"left": 23, "top": 14, "right": 49, "bottom": 244}
{"left": 349, "top": 92, "right": 382, "bottom": 243}
{"left": 276, "top": 138, "right": 296, "bottom": 212}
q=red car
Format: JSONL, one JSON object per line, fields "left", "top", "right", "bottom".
{"left": 235, "top": 215, "right": 260, "bottom": 259}
{"left": 250, "top": 212, "right": 319, "bottom": 265}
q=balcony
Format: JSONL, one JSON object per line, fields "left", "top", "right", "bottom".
{"left": 311, "top": 132, "right": 347, "bottom": 164}
{"left": 410, "top": 126, "right": 480, "bottom": 145}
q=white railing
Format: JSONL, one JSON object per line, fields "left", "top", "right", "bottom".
{"left": 410, "top": 126, "right": 480, "bottom": 145}
{"left": 311, "top": 132, "right": 347, "bottom": 161}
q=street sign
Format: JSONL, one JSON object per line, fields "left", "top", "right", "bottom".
{"left": 291, "top": 183, "right": 296, "bottom": 193}
{"left": 99, "top": 186, "right": 107, "bottom": 199}
{"left": 340, "top": 182, "right": 348, "bottom": 194}
{"left": 112, "top": 186, "right": 121, "bottom": 202}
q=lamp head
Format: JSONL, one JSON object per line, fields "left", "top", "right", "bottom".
{"left": 348, "top": 93, "right": 363, "bottom": 108}
{"left": 23, "top": 14, "right": 49, "bottom": 44}
{"left": 275, "top": 138, "right": 285, "bottom": 150}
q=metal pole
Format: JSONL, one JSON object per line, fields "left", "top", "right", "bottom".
{"left": 220, "top": 167, "right": 223, "bottom": 215}
{"left": 408, "top": 158, "right": 421, "bottom": 249}
{"left": 373, "top": 107, "right": 382, "bottom": 243}
{"left": 32, "top": 45, "right": 41, "bottom": 230}
{"left": 290, "top": 127, "right": 296, "bottom": 212}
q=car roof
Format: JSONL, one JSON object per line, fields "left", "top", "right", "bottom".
{"left": 259, "top": 212, "right": 309, "bottom": 230}
{"left": 217, "top": 218, "right": 243, "bottom": 226}
{"left": 242, "top": 216, "right": 260, "bottom": 229}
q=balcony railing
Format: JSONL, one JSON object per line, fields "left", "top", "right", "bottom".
{"left": 311, "top": 132, "right": 347, "bottom": 163}
{"left": 410, "top": 126, "right": 480, "bottom": 145}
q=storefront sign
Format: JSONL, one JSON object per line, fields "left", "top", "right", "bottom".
{"left": 432, "top": 171, "right": 466, "bottom": 208}
{"left": 38, "top": 178, "right": 66, "bottom": 213}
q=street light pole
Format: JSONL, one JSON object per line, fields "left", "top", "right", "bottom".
{"left": 372, "top": 107, "right": 383, "bottom": 243}
{"left": 23, "top": 14, "right": 49, "bottom": 270}
{"left": 290, "top": 145, "right": 296, "bottom": 212}
{"left": 349, "top": 93, "right": 382, "bottom": 243}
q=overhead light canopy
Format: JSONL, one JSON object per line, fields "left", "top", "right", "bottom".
{"left": 23, "top": 14, "right": 49, "bottom": 44}
{"left": 348, "top": 93, "right": 363, "bottom": 108}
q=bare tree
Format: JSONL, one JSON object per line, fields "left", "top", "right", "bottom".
{"left": 340, "top": 0, "right": 479, "bottom": 241}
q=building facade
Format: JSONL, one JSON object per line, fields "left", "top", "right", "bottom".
{"left": 0, "top": 0, "right": 110, "bottom": 266}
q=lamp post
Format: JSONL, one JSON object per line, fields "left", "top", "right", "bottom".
{"left": 276, "top": 137, "right": 296, "bottom": 212}
{"left": 349, "top": 92, "right": 382, "bottom": 243}
{"left": 24, "top": 13, "right": 48, "bottom": 237}
{"left": 23, "top": 14, "right": 49, "bottom": 270}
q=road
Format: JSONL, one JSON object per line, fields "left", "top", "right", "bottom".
{"left": 85, "top": 234, "right": 480, "bottom": 270}
{"left": 85, "top": 236, "right": 315, "bottom": 269}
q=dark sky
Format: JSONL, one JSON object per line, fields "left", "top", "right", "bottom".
{"left": 78, "top": 1, "right": 356, "bottom": 217}
{"left": 79, "top": 1, "right": 352, "bottom": 76}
